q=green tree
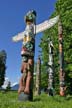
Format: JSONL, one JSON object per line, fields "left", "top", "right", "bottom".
{"left": 0, "top": 50, "right": 7, "bottom": 87}
{"left": 6, "top": 81, "right": 11, "bottom": 91}
{"left": 40, "top": 0, "right": 72, "bottom": 94}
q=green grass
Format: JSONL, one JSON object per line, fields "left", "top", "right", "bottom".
{"left": 0, "top": 91, "right": 72, "bottom": 108}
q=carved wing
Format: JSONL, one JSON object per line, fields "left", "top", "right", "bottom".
{"left": 12, "top": 16, "right": 59, "bottom": 42}
{"left": 12, "top": 31, "right": 25, "bottom": 42}
{"left": 36, "top": 16, "right": 59, "bottom": 34}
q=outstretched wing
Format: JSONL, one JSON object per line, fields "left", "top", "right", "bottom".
{"left": 12, "top": 16, "right": 59, "bottom": 42}
{"left": 36, "top": 16, "right": 59, "bottom": 34}
{"left": 12, "top": 31, "right": 25, "bottom": 42}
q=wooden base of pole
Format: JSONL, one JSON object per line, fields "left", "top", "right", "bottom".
{"left": 18, "top": 89, "right": 33, "bottom": 101}
{"left": 18, "top": 92, "right": 29, "bottom": 101}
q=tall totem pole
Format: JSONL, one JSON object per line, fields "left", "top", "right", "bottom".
{"left": 58, "top": 17, "right": 66, "bottom": 96}
{"left": 35, "top": 56, "right": 41, "bottom": 95}
{"left": 14, "top": 10, "right": 36, "bottom": 101}
{"left": 48, "top": 39, "right": 54, "bottom": 96}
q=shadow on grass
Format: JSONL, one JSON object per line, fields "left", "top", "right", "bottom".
{"left": 65, "top": 96, "right": 72, "bottom": 101}
{"left": 33, "top": 98, "right": 41, "bottom": 102}
{"left": 51, "top": 95, "right": 72, "bottom": 103}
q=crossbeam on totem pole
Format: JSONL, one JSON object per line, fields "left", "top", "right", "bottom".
{"left": 12, "top": 16, "right": 59, "bottom": 42}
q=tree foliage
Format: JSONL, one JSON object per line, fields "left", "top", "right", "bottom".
{"left": 0, "top": 50, "right": 7, "bottom": 87}
{"left": 6, "top": 81, "right": 11, "bottom": 91}
{"left": 40, "top": 0, "right": 72, "bottom": 94}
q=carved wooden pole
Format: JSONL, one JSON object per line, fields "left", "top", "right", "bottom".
{"left": 17, "top": 10, "right": 37, "bottom": 101}
{"left": 48, "top": 39, "right": 54, "bottom": 96}
{"left": 58, "top": 17, "right": 66, "bottom": 96}
{"left": 35, "top": 56, "right": 41, "bottom": 95}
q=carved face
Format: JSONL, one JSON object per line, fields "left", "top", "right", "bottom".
{"left": 26, "top": 21, "right": 32, "bottom": 25}
{"left": 24, "top": 10, "right": 36, "bottom": 24}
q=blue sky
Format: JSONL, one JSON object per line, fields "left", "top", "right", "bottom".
{"left": 0, "top": 0, "right": 57, "bottom": 84}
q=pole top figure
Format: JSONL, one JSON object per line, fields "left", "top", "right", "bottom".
{"left": 24, "top": 10, "right": 37, "bottom": 23}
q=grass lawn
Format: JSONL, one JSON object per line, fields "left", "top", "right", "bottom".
{"left": 0, "top": 91, "right": 72, "bottom": 108}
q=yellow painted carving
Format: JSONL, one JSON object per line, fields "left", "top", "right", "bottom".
{"left": 23, "top": 35, "right": 31, "bottom": 43}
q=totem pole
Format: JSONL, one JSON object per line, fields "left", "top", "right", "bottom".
{"left": 14, "top": 10, "right": 36, "bottom": 101}
{"left": 12, "top": 10, "right": 59, "bottom": 101}
{"left": 48, "top": 39, "right": 54, "bottom": 96}
{"left": 35, "top": 56, "right": 41, "bottom": 95}
{"left": 58, "top": 17, "right": 66, "bottom": 96}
